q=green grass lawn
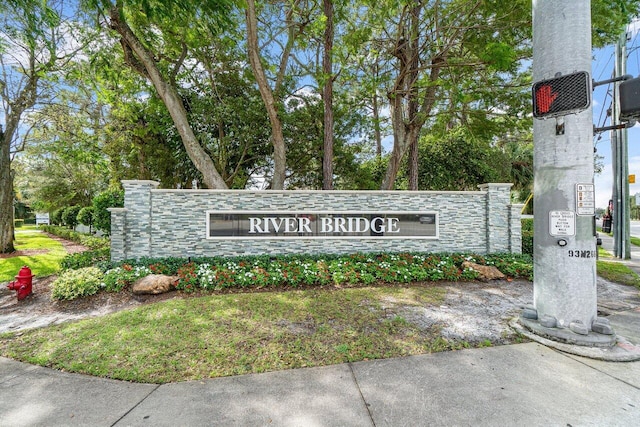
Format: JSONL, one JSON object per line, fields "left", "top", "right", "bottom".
{"left": 1, "top": 285, "right": 454, "bottom": 383}
{"left": 0, "top": 227, "right": 67, "bottom": 283}
{"left": 597, "top": 260, "right": 640, "bottom": 289}
{"left": 597, "top": 244, "right": 640, "bottom": 289}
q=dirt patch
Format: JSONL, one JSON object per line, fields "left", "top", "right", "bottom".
{"left": 385, "top": 280, "right": 534, "bottom": 345}
{"left": 0, "top": 276, "right": 184, "bottom": 333}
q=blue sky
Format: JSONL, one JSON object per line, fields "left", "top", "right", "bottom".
{"left": 592, "top": 18, "right": 640, "bottom": 209}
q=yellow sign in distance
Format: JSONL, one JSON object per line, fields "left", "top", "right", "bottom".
{"left": 630, "top": 174, "right": 636, "bottom": 184}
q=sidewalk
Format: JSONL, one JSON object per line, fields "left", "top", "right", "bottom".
{"left": 599, "top": 231, "right": 640, "bottom": 275}
{"left": 2, "top": 335, "right": 640, "bottom": 426}
{"left": 2, "top": 242, "right": 640, "bottom": 426}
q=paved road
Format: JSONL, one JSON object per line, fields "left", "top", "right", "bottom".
{"left": 597, "top": 219, "right": 640, "bottom": 237}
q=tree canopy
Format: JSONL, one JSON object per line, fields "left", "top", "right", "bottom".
{"left": 3, "top": 0, "right": 640, "bottom": 253}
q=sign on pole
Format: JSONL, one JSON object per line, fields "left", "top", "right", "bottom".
{"left": 526, "top": 0, "right": 614, "bottom": 346}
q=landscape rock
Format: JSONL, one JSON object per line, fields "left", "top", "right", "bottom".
{"left": 462, "top": 261, "right": 506, "bottom": 281}
{"left": 132, "top": 275, "right": 179, "bottom": 295}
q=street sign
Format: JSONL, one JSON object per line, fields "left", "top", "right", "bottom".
{"left": 576, "top": 184, "right": 595, "bottom": 215}
{"left": 35, "top": 213, "right": 50, "bottom": 225}
{"left": 532, "top": 71, "right": 591, "bottom": 118}
{"left": 549, "top": 210, "right": 576, "bottom": 237}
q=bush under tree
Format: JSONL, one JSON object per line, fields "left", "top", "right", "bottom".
{"left": 77, "top": 206, "right": 96, "bottom": 233}
{"left": 51, "top": 208, "right": 64, "bottom": 226}
{"left": 62, "top": 205, "right": 82, "bottom": 230}
{"left": 92, "top": 189, "right": 124, "bottom": 236}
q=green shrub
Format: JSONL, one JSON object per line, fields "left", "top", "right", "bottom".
{"left": 522, "top": 231, "right": 533, "bottom": 256}
{"left": 102, "top": 264, "right": 152, "bottom": 292}
{"left": 77, "top": 206, "right": 96, "bottom": 232}
{"left": 92, "top": 189, "right": 124, "bottom": 236}
{"left": 51, "top": 267, "right": 104, "bottom": 301}
{"left": 521, "top": 218, "right": 533, "bottom": 256}
{"left": 41, "top": 225, "right": 110, "bottom": 250}
{"left": 51, "top": 208, "right": 64, "bottom": 226}
{"left": 61, "top": 248, "right": 111, "bottom": 270}
{"left": 79, "top": 235, "right": 110, "bottom": 250}
{"left": 62, "top": 205, "right": 82, "bottom": 229}
{"left": 51, "top": 251, "right": 533, "bottom": 299}
{"left": 484, "top": 253, "right": 533, "bottom": 281}
{"left": 42, "top": 225, "right": 74, "bottom": 239}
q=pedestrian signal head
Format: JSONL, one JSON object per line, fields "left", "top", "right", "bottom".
{"left": 532, "top": 71, "right": 591, "bottom": 118}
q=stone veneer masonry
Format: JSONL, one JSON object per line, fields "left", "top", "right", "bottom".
{"left": 108, "top": 180, "right": 522, "bottom": 262}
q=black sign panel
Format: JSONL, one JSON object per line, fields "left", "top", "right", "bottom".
{"left": 532, "top": 71, "right": 590, "bottom": 118}
{"left": 207, "top": 212, "right": 438, "bottom": 239}
{"left": 620, "top": 76, "right": 640, "bottom": 121}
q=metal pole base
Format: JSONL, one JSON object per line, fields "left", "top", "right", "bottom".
{"left": 519, "top": 316, "right": 616, "bottom": 348}
{"left": 511, "top": 316, "right": 640, "bottom": 362}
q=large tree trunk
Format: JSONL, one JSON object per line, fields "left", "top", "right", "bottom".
{"left": 408, "top": 136, "right": 419, "bottom": 190}
{"left": 0, "top": 68, "right": 37, "bottom": 254}
{"left": 372, "top": 88, "right": 382, "bottom": 158}
{"left": 381, "top": 122, "right": 420, "bottom": 190}
{"left": 381, "top": 2, "right": 449, "bottom": 191}
{"left": 322, "top": 0, "right": 334, "bottom": 190}
{"left": 0, "top": 132, "right": 15, "bottom": 254}
{"left": 382, "top": 3, "right": 421, "bottom": 190}
{"left": 382, "top": 52, "right": 442, "bottom": 190}
{"left": 109, "top": 7, "right": 228, "bottom": 190}
{"left": 246, "top": 0, "right": 287, "bottom": 190}
{"left": 406, "top": 4, "right": 421, "bottom": 191}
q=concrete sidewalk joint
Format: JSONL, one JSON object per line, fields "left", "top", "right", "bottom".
{"left": 348, "top": 363, "right": 376, "bottom": 427}
{"left": 111, "top": 385, "right": 161, "bottom": 427}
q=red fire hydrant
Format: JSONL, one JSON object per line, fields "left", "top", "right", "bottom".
{"left": 7, "top": 266, "right": 34, "bottom": 301}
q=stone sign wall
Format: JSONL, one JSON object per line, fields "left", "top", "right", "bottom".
{"left": 108, "top": 180, "right": 522, "bottom": 262}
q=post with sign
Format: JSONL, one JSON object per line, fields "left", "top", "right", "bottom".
{"left": 523, "top": 0, "right": 615, "bottom": 346}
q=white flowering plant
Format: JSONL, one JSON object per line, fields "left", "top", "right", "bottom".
{"left": 88, "top": 253, "right": 531, "bottom": 295}
{"left": 101, "top": 264, "right": 152, "bottom": 292}
{"left": 167, "top": 253, "right": 530, "bottom": 292}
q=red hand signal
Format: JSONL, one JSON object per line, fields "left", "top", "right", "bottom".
{"left": 536, "top": 84, "right": 558, "bottom": 114}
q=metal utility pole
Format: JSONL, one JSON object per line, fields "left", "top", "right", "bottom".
{"left": 525, "top": 0, "right": 615, "bottom": 345}
{"left": 612, "top": 32, "right": 631, "bottom": 259}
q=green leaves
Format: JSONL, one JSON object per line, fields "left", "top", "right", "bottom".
{"left": 92, "top": 188, "right": 124, "bottom": 235}
{"left": 51, "top": 267, "right": 103, "bottom": 301}
{"left": 592, "top": 0, "right": 640, "bottom": 47}
{"left": 478, "top": 42, "right": 518, "bottom": 72}
{"left": 417, "top": 128, "right": 507, "bottom": 191}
